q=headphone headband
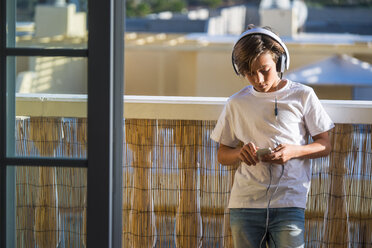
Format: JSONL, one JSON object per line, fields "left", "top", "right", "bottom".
{"left": 232, "top": 27, "right": 290, "bottom": 75}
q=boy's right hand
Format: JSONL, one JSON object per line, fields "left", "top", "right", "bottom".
{"left": 239, "top": 142, "right": 259, "bottom": 165}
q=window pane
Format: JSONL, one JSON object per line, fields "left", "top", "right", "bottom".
{"left": 8, "top": 0, "right": 87, "bottom": 48}
{"left": 7, "top": 166, "right": 87, "bottom": 247}
{"left": 7, "top": 56, "right": 87, "bottom": 158}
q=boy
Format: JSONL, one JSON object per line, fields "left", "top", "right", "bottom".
{"left": 210, "top": 25, "right": 334, "bottom": 247}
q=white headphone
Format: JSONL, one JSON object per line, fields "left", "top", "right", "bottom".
{"left": 231, "top": 27, "right": 290, "bottom": 76}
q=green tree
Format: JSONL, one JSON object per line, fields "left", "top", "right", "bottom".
{"left": 201, "top": 0, "right": 222, "bottom": 8}
{"left": 151, "top": 0, "right": 186, "bottom": 13}
{"left": 126, "top": 0, "right": 152, "bottom": 17}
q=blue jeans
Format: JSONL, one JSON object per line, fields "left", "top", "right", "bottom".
{"left": 230, "top": 208, "right": 305, "bottom": 248}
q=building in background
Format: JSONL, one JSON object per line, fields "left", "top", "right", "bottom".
{"left": 126, "top": 0, "right": 372, "bottom": 35}
{"left": 287, "top": 54, "right": 372, "bottom": 100}
{"left": 13, "top": 0, "right": 372, "bottom": 100}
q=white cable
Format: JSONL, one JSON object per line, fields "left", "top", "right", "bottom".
{"left": 259, "top": 164, "right": 285, "bottom": 248}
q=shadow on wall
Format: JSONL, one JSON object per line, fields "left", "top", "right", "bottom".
{"left": 16, "top": 57, "right": 87, "bottom": 94}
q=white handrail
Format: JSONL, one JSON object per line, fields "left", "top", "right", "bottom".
{"left": 15, "top": 94, "right": 372, "bottom": 124}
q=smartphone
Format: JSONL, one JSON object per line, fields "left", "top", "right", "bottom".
{"left": 256, "top": 148, "right": 272, "bottom": 161}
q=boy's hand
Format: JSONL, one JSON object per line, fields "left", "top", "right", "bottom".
{"left": 261, "top": 143, "right": 298, "bottom": 164}
{"left": 239, "top": 142, "right": 259, "bottom": 165}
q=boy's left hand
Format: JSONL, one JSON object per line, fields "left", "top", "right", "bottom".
{"left": 261, "top": 143, "right": 298, "bottom": 164}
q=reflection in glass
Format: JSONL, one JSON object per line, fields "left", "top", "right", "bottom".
{"left": 9, "top": 0, "right": 87, "bottom": 48}
{"left": 10, "top": 166, "right": 87, "bottom": 247}
{"left": 7, "top": 56, "right": 87, "bottom": 158}
{"left": 16, "top": 117, "right": 87, "bottom": 158}
{"left": 10, "top": 56, "right": 87, "bottom": 95}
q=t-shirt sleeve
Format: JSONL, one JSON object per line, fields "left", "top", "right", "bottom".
{"left": 303, "top": 89, "right": 335, "bottom": 137}
{"left": 210, "top": 101, "right": 240, "bottom": 147}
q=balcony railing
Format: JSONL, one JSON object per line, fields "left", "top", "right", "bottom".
{"left": 17, "top": 93, "right": 372, "bottom": 122}
{"left": 13, "top": 94, "right": 372, "bottom": 247}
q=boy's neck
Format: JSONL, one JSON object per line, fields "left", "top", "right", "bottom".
{"left": 267, "top": 78, "right": 286, "bottom": 93}
{"left": 277, "top": 79, "right": 287, "bottom": 91}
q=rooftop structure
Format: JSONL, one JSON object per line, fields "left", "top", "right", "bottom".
{"left": 14, "top": 30, "right": 372, "bottom": 100}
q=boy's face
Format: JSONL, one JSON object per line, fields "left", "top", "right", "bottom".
{"left": 245, "top": 52, "right": 281, "bottom": 93}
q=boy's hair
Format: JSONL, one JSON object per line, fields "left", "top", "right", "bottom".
{"left": 232, "top": 25, "right": 285, "bottom": 77}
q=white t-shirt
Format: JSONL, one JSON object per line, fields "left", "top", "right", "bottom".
{"left": 210, "top": 80, "right": 334, "bottom": 209}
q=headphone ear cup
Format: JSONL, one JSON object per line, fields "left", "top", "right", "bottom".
{"left": 232, "top": 56, "right": 240, "bottom": 75}
{"left": 276, "top": 54, "right": 286, "bottom": 73}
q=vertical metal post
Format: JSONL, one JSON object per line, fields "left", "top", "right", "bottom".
{"left": 0, "top": 0, "right": 6, "bottom": 246}
{"left": 5, "top": 56, "right": 16, "bottom": 248}
{"left": 5, "top": 0, "right": 16, "bottom": 246}
{"left": 87, "top": 0, "right": 124, "bottom": 247}
{"left": 112, "top": 0, "right": 125, "bottom": 247}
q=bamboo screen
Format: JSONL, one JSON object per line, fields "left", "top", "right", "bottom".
{"left": 123, "top": 120, "right": 372, "bottom": 248}
{"left": 15, "top": 117, "right": 87, "bottom": 248}
{"left": 13, "top": 117, "right": 372, "bottom": 247}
